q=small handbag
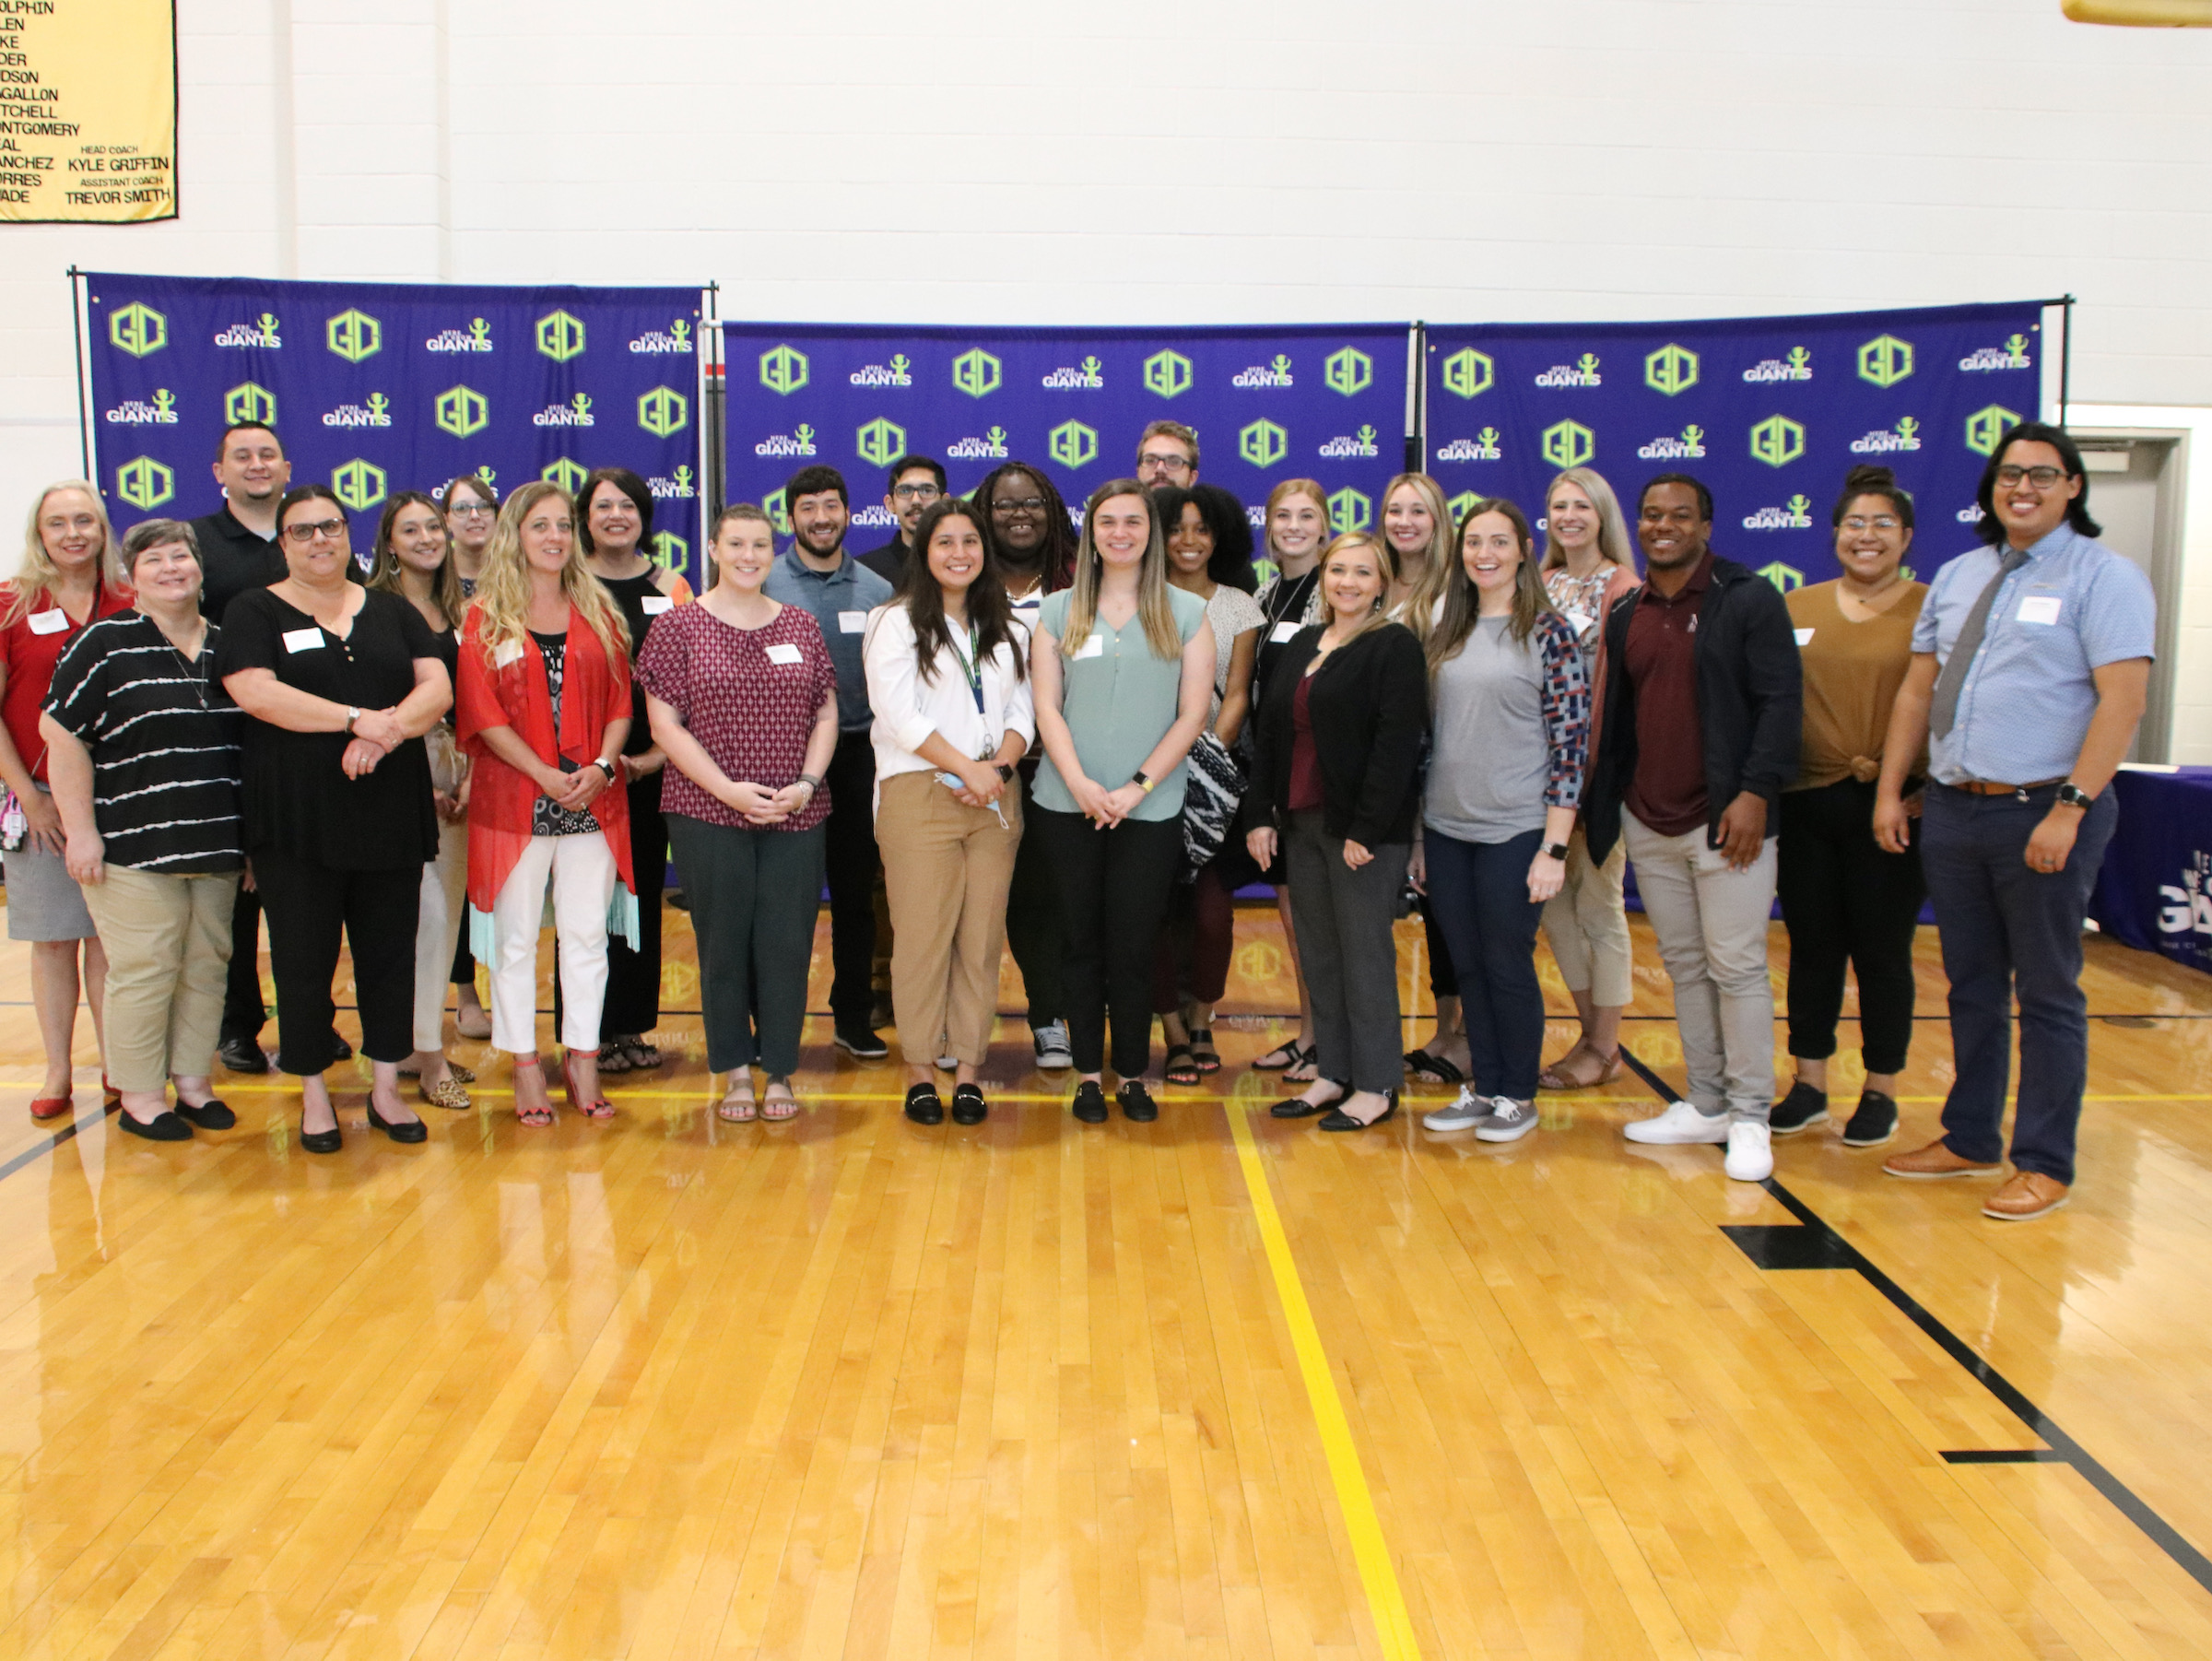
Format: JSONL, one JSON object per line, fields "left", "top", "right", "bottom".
{"left": 1178, "top": 730, "right": 1247, "bottom": 878}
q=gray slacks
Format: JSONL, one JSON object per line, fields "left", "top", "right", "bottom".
{"left": 1285, "top": 811, "right": 1409, "bottom": 1094}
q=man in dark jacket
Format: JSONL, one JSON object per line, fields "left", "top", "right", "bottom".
{"left": 1583, "top": 474, "right": 1802, "bottom": 1182}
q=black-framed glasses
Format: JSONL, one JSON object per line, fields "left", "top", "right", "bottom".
{"left": 1994, "top": 465, "right": 2067, "bottom": 489}
{"left": 1137, "top": 454, "right": 1192, "bottom": 475}
{"left": 992, "top": 497, "right": 1047, "bottom": 514}
{"left": 892, "top": 483, "right": 942, "bottom": 502}
{"left": 283, "top": 518, "right": 347, "bottom": 544}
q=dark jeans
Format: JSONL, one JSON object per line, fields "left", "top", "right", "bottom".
{"left": 1284, "top": 812, "right": 1409, "bottom": 1094}
{"left": 599, "top": 771, "right": 666, "bottom": 1037}
{"left": 1922, "top": 781, "right": 2118, "bottom": 1185}
{"left": 220, "top": 884, "right": 265, "bottom": 1042}
{"left": 1777, "top": 778, "right": 1924, "bottom": 1074}
{"left": 822, "top": 730, "right": 880, "bottom": 1031}
{"left": 1004, "top": 765, "right": 1063, "bottom": 1030}
{"left": 1151, "top": 859, "right": 1235, "bottom": 1013}
{"left": 665, "top": 815, "right": 823, "bottom": 1078}
{"left": 1419, "top": 895, "right": 1459, "bottom": 1000}
{"left": 1030, "top": 806, "right": 1183, "bottom": 1077}
{"left": 1422, "top": 827, "right": 1546, "bottom": 1101}
{"left": 250, "top": 848, "right": 419, "bottom": 1075}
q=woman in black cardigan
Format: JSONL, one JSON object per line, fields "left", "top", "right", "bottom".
{"left": 1244, "top": 532, "right": 1429, "bottom": 1129}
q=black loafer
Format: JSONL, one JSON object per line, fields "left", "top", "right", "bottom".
{"left": 300, "top": 1119, "right": 343, "bottom": 1154}
{"left": 951, "top": 1084, "right": 987, "bottom": 1125}
{"left": 1072, "top": 1080, "right": 1109, "bottom": 1124}
{"left": 1319, "top": 1090, "right": 1398, "bottom": 1132}
{"left": 174, "top": 1098, "right": 236, "bottom": 1130}
{"left": 904, "top": 1083, "right": 945, "bottom": 1125}
{"left": 120, "top": 1110, "right": 193, "bottom": 1142}
{"left": 1769, "top": 1080, "right": 1830, "bottom": 1137}
{"left": 1118, "top": 1081, "right": 1158, "bottom": 1123}
{"left": 1271, "top": 1080, "right": 1349, "bottom": 1119}
{"left": 367, "top": 1100, "right": 428, "bottom": 1144}
{"left": 217, "top": 1036, "right": 268, "bottom": 1075}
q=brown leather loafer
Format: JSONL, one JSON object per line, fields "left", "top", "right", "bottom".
{"left": 1882, "top": 1137, "right": 2004, "bottom": 1180}
{"left": 1983, "top": 1171, "right": 2070, "bottom": 1220}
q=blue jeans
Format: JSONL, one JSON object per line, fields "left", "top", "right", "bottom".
{"left": 1922, "top": 782, "right": 2118, "bottom": 1185}
{"left": 1423, "top": 827, "right": 1547, "bottom": 1102}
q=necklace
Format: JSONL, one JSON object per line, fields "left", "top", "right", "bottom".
{"left": 154, "top": 616, "right": 209, "bottom": 709}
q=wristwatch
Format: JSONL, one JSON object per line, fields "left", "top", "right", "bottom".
{"left": 594, "top": 758, "right": 619, "bottom": 783}
{"left": 1541, "top": 841, "right": 1571, "bottom": 861}
{"left": 2054, "top": 782, "right": 2095, "bottom": 809}
{"left": 995, "top": 762, "right": 1015, "bottom": 782}
{"left": 343, "top": 706, "right": 361, "bottom": 735}
{"left": 1131, "top": 771, "right": 1155, "bottom": 795}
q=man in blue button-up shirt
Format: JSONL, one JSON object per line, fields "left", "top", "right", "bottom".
{"left": 763, "top": 465, "right": 895, "bottom": 1055}
{"left": 1873, "top": 423, "right": 2154, "bottom": 1220}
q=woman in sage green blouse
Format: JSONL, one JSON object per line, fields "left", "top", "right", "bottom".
{"left": 1029, "top": 479, "right": 1214, "bottom": 1125}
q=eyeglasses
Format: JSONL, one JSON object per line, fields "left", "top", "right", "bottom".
{"left": 992, "top": 497, "right": 1047, "bottom": 514}
{"left": 1137, "top": 454, "right": 1192, "bottom": 475}
{"left": 448, "top": 501, "right": 493, "bottom": 517}
{"left": 1994, "top": 465, "right": 2067, "bottom": 489}
{"left": 283, "top": 518, "right": 347, "bottom": 544}
{"left": 1841, "top": 515, "right": 1902, "bottom": 532}
{"left": 892, "top": 483, "right": 941, "bottom": 502}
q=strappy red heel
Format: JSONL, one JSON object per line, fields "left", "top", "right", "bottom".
{"left": 561, "top": 1050, "right": 614, "bottom": 1120}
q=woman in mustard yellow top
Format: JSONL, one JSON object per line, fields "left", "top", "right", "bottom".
{"left": 1771, "top": 465, "right": 1927, "bottom": 1148}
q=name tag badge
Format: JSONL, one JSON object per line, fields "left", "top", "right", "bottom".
{"left": 838, "top": 610, "right": 867, "bottom": 634}
{"left": 1561, "top": 607, "right": 1594, "bottom": 638}
{"left": 1794, "top": 628, "right": 1816, "bottom": 647}
{"left": 26, "top": 608, "right": 68, "bottom": 636}
{"left": 764, "top": 642, "right": 804, "bottom": 666}
{"left": 641, "top": 594, "right": 675, "bottom": 616}
{"left": 1268, "top": 620, "right": 1300, "bottom": 644}
{"left": 281, "top": 627, "right": 324, "bottom": 654}
{"left": 2018, "top": 595, "right": 2062, "bottom": 626}
{"left": 491, "top": 639, "right": 525, "bottom": 670}
{"left": 1074, "top": 633, "right": 1105, "bottom": 660}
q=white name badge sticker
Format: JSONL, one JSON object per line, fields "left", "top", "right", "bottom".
{"left": 1562, "top": 608, "right": 1594, "bottom": 637}
{"left": 764, "top": 642, "right": 804, "bottom": 666}
{"left": 282, "top": 628, "right": 324, "bottom": 654}
{"left": 1074, "top": 633, "right": 1105, "bottom": 660}
{"left": 492, "top": 639, "right": 525, "bottom": 670}
{"left": 838, "top": 610, "right": 867, "bottom": 634}
{"left": 26, "top": 608, "right": 69, "bottom": 636}
{"left": 1269, "top": 620, "right": 1300, "bottom": 644}
{"left": 1794, "top": 628, "right": 1816, "bottom": 647}
{"left": 2018, "top": 595, "right": 2062, "bottom": 626}
{"left": 641, "top": 594, "right": 675, "bottom": 616}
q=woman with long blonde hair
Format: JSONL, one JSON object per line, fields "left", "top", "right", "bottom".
{"left": 455, "top": 481, "right": 637, "bottom": 1125}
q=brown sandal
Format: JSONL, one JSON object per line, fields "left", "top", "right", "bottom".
{"left": 1538, "top": 1044, "right": 1623, "bottom": 1090}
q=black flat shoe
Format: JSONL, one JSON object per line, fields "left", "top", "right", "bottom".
{"left": 174, "top": 1098, "right": 235, "bottom": 1130}
{"left": 1769, "top": 1079, "right": 1830, "bottom": 1137}
{"left": 1841, "top": 1089, "right": 1900, "bottom": 1148}
{"left": 1118, "top": 1080, "right": 1158, "bottom": 1123}
{"left": 1403, "top": 1049, "right": 1466, "bottom": 1084}
{"left": 327, "top": 1031, "right": 354, "bottom": 1065}
{"left": 951, "top": 1084, "right": 987, "bottom": 1125}
{"left": 904, "top": 1083, "right": 945, "bottom": 1125}
{"left": 366, "top": 1100, "right": 428, "bottom": 1144}
{"left": 1319, "top": 1090, "right": 1398, "bottom": 1132}
{"left": 300, "top": 1118, "right": 343, "bottom": 1155}
{"left": 120, "top": 1110, "right": 193, "bottom": 1142}
{"left": 1271, "top": 1079, "right": 1349, "bottom": 1119}
{"left": 218, "top": 1036, "right": 268, "bottom": 1074}
{"left": 1072, "top": 1080, "right": 1109, "bottom": 1124}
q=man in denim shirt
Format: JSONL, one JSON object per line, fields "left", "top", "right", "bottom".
{"left": 1874, "top": 423, "right": 2154, "bottom": 1220}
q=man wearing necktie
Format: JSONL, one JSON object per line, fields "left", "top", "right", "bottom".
{"left": 1872, "top": 423, "right": 2155, "bottom": 1221}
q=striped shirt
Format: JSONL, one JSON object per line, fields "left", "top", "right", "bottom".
{"left": 43, "top": 614, "right": 245, "bottom": 873}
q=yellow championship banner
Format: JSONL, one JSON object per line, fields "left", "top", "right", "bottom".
{"left": 0, "top": 0, "right": 176, "bottom": 223}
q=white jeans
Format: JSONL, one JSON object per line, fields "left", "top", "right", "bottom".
{"left": 413, "top": 818, "right": 469, "bottom": 1052}
{"left": 488, "top": 831, "right": 616, "bottom": 1055}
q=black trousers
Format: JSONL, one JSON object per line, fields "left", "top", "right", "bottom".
{"left": 220, "top": 884, "right": 266, "bottom": 1042}
{"left": 1003, "top": 765, "right": 1064, "bottom": 1030}
{"left": 822, "top": 730, "right": 880, "bottom": 1031}
{"left": 250, "top": 847, "right": 420, "bottom": 1075}
{"left": 599, "top": 771, "right": 666, "bottom": 1036}
{"left": 1030, "top": 806, "right": 1183, "bottom": 1077}
{"left": 665, "top": 815, "right": 823, "bottom": 1078}
{"left": 1776, "top": 778, "right": 1924, "bottom": 1075}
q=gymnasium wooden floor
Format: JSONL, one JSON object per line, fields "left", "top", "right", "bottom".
{"left": 0, "top": 899, "right": 2208, "bottom": 1660}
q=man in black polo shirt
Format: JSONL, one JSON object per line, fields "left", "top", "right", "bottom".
{"left": 856, "top": 454, "right": 946, "bottom": 588}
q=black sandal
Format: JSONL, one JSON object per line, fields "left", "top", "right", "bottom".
{"left": 619, "top": 1037, "right": 664, "bottom": 1070}
{"left": 1252, "top": 1038, "right": 1312, "bottom": 1072}
{"left": 1271, "top": 1079, "right": 1349, "bottom": 1119}
{"left": 1403, "top": 1049, "right": 1466, "bottom": 1084}
{"left": 1164, "top": 1043, "right": 1202, "bottom": 1086}
{"left": 1188, "top": 1029, "right": 1221, "bottom": 1074}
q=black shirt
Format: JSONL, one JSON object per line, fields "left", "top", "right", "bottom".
{"left": 857, "top": 537, "right": 910, "bottom": 588}
{"left": 216, "top": 587, "right": 439, "bottom": 869}
{"left": 1254, "top": 567, "right": 1322, "bottom": 704}
{"left": 594, "top": 568, "right": 676, "bottom": 759}
{"left": 191, "top": 504, "right": 288, "bottom": 627}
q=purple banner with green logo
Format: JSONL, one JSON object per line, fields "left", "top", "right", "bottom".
{"left": 83, "top": 273, "right": 708, "bottom": 580}
{"left": 720, "top": 323, "right": 1410, "bottom": 566}
{"left": 1423, "top": 300, "right": 2049, "bottom": 583}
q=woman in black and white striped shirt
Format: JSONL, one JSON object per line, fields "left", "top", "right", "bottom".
{"left": 41, "top": 520, "right": 247, "bottom": 1140}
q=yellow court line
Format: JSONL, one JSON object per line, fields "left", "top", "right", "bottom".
{"left": 1224, "top": 1100, "right": 1423, "bottom": 1661}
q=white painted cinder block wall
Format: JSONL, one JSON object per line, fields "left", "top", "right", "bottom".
{"left": 5, "top": 0, "right": 2211, "bottom": 751}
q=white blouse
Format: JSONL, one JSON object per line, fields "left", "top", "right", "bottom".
{"left": 862, "top": 604, "right": 1037, "bottom": 793}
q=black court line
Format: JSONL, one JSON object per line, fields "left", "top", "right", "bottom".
{"left": 1614, "top": 1043, "right": 2212, "bottom": 1597}
{"left": 0, "top": 1100, "right": 120, "bottom": 1185}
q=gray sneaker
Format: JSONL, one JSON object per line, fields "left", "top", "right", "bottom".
{"left": 1475, "top": 1097, "right": 1539, "bottom": 1143}
{"left": 1032, "top": 1020, "right": 1074, "bottom": 1070}
{"left": 1421, "top": 1086, "right": 1488, "bottom": 1131}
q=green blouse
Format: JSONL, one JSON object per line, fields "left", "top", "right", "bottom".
{"left": 1032, "top": 584, "right": 1206, "bottom": 823}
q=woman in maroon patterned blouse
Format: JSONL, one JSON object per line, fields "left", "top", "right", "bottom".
{"left": 639, "top": 503, "right": 839, "bottom": 1122}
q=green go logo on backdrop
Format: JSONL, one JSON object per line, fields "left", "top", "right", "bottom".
{"left": 649, "top": 531, "right": 688, "bottom": 571}
{"left": 536, "top": 311, "right": 586, "bottom": 362}
{"left": 1446, "top": 489, "right": 1479, "bottom": 525}
{"left": 1758, "top": 561, "right": 1805, "bottom": 591}
{"left": 1144, "top": 349, "right": 1193, "bottom": 399}
{"left": 857, "top": 418, "right": 907, "bottom": 468}
{"left": 1645, "top": 343, "right": 1700, "bottom": 397}
{"left": 436, "top": 385, "right": 488, "bottom": 439}
{"left": 1325, "top": 347, "right": 1372, "bottom": 397}
{"left": 763, "top": 489, "right": 790, "bottom": 536}
{"left": 760, "top": 346, "right": 809, "bottom": 396}
{"left": 1964, "top": 404, "right": 2024, "bottom": 456}
{"left": 1049, "top": 420, "right": 1098, "bottom": 471}
{"left": 638, "top": 386, "right": 688, "bottom": 438}
{"left": 952, "top": 349, "right": 1001, "bottom": 399}
{"left": 1749, "top": 415, "right": 1806, "bottom": 468}
{"left": 1542, "top": 419, "right": 1594, "bottom": 469}
{"left": 1441, "top": 348, "right": 1493, "bottom": 399}
{"left": 326, "top": 309, "right": 382, "bottom": 363}
{"left": 1327, "top": 488, "right": 1371, "bottom": 534}
{"left": 1856, "top": 335, "right": 1913, "bottom": 388}
{"left": 1240, "top": 419, "right": 1288, "bottom": 469}
{"left": 332, "top": 459, "right": 387, "bottom": 513}
{"left": 109, "top": 302, "right": 167, "bottom": 358}
{"left": 543, "top": 457, "right": 589, "bottom": 495}
{"left": 115, "top": 455, "right": 174, "bottom": 511}
{"left": 224, "top": 383, "right": 276, "bottom": 426}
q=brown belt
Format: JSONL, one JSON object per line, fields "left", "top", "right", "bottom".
{"left": 1951, "top": 777, "right": 2064, "bottom": 796}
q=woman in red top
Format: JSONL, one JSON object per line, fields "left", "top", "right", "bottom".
{"left": 455, "top": 482, "right": 636, "bottom": 1126}
{"left": 2, "top": 481, "right": 133, "bottom": 1119}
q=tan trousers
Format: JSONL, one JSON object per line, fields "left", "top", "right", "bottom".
{"left": 1539, "top": 824, "right": 1633, "bottom": 1007}
{"left": 79, "top": 864, "right": 239, "bottom": 1092}
{"left": 876, "top": 770, "right": 1023, "bottom": 1066}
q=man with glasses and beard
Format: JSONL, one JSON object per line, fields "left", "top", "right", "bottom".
{"left": 1135, "top": 421, "right": 1200, "bottom": 491}
{"left": 857, "top": 454, "right": 947, "bottom": 589}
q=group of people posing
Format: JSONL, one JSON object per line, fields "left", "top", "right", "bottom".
{"left": 0, "top": 415, "right": 2152, "bottom": 1220}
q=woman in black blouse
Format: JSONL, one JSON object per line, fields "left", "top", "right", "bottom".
{"left": 218, "top": 485, "right": 453, "bottom": 1153}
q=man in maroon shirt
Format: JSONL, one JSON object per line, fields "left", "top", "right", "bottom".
{"left": 1582, "top": 475, "right": 1803, "bottom": 1182}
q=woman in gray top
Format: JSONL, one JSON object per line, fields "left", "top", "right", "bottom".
{"left": 1411, "top": 498, "right": 1590, "bottom": 1142}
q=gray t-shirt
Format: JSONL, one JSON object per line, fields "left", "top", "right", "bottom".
{"left": 1425, "top": 617, "right": 1551, "bottom": 844}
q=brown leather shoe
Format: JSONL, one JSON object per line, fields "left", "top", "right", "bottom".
{"left": 1881, "top": 1137, "right": 2004, "bottom": 1180}
{"left": 1983, "top": 1171, "right": 2070, "bottom": 1221}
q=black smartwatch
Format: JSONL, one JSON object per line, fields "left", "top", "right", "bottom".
{"left": 994, "top": 762, "right": 1015, "bottom": 782}
{"left": 1541, "top": 841, "right": 1571, "bottom": 861}
{"left": 2054, "top": 783, "right": 2095, "bottom": 810}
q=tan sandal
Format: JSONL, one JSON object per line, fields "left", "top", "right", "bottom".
{"left": 1538, "top": 1044, "right": 1623, "bottom": 1090}
{"left": 761, "top": 1081, "right": 800, "bottom": 1121}
{"left": 717, "top": 1078, "right": 757, "bottom": 1122}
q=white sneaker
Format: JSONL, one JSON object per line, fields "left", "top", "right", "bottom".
{"left": 1422, "top": 1086, "right": 1488, "bottom": 1131}
{"left": 1623, "top": 1100, "right": 1730, "bottom": 1145}
{"left": 1724, "top": 1121, "right": 1774, "bottom": 1182}
{"left": 1032, "top": 1020, "right": 1073, "bottom": 1070}
{"left": 1476, "top": 1097, "right": 1539, "bottom": 1143}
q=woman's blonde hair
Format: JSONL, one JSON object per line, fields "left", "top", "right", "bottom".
{"left": 1379, "top": 472, "right": 1456, "bottom": 635}
{"left": 1060, "top": 478, "right": 1182, "bottom": 662}
{"left": 470, "top": 481, "right": 629, "bottom": 660}
{"left": 1313, "top": 532, "right": 1401, "bottom": 653}
{"left": 1538, "top": 465, "right": 1634, "bottom": 573}
{"left": 8, "top": 481, "right": 118, "bottom": 626}
{"left": 1263, "top": 477, "right": 1329, "bottom": 564}
{"left": 1427, "top": 497, "right": 1555, "bottom": 677}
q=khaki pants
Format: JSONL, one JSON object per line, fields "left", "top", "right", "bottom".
{"left": 877, "top": 770, "right": 1022, "bottom": 1066}
{"left": 1539, "top": 825, "right": 1633, "bottom": 1007}
{"left": 79, "top": 865, "right": 239, "bottom": 1092}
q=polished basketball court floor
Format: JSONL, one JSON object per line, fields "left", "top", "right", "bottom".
{"left": 0, "top": 899, "right": 2207, "bottom": 1659}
